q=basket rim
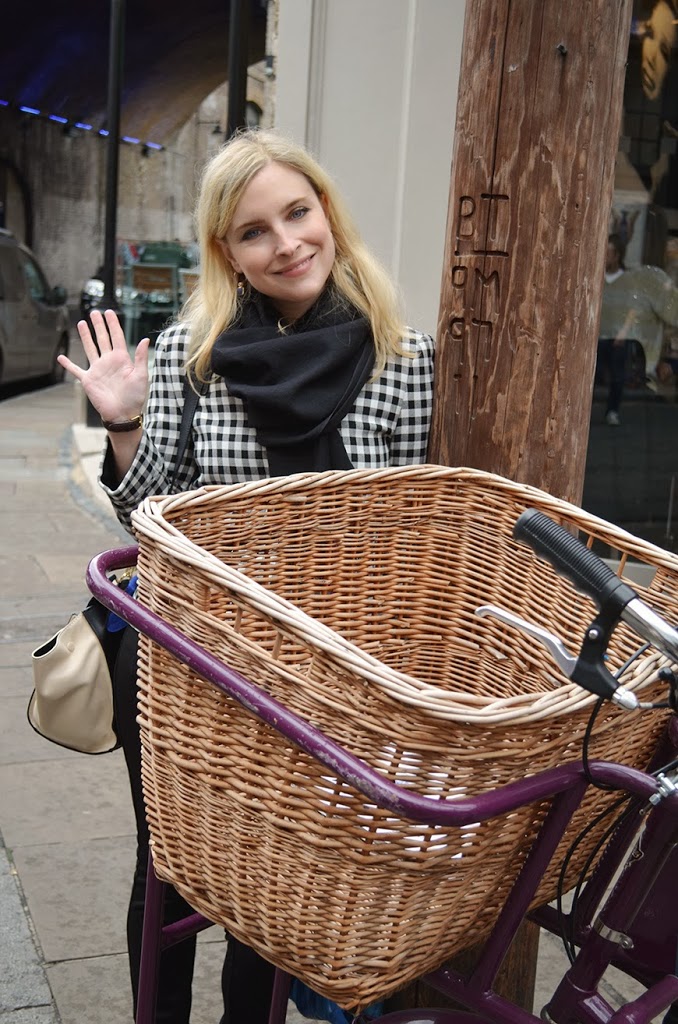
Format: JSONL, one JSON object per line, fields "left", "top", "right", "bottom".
{"left": 131, "top": 465, "right": 678, "bottom": 724}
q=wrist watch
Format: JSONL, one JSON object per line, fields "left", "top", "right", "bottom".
{"left": 101, "top": 414, "right": 144, "bottom": 433}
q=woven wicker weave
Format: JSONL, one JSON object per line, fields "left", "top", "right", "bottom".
{"left": 131, "top": 465, "right": 677, "bottom": 1009}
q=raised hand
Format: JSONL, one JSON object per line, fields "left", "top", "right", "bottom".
{"left": 58, "top": 309, "right": 151, "bottom": 425}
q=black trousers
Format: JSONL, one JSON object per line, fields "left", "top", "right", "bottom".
{"left": 596, "top": 337, "right": 627, "bottom": 414}
{"left": 113, "top": 626, "right": 275, "bottom": 1024}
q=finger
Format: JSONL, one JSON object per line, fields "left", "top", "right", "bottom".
{"left": 76, "top": 318, "right": 103, "bottom": 364}
{"left": 134, "top": 337, "right": 151, "bottom": 373}
{"left": 57, "top": 354, "right": 86, "bottom": 382}
{"left": 90, "top": 309, "right": 114, "bottom": 353}
{"left": 104, "top": 309, "right": 128, "bottom": 350}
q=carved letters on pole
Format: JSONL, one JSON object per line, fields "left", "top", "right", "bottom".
{"left": 449, "top": 192, "right": 509, "bottom": 349}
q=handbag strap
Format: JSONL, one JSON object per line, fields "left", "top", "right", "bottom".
{"left": 169, "top": 371, "right": 209, "bottom": 492}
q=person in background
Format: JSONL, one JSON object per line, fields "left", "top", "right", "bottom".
{"left": 597, "top": 233, "right": 678, "bottom": 424}
{"left": 57, "top": 128, "right": 435, "bottom": 1024}
{"left": 640, "top": 0, "right": 677, "bottom": 101}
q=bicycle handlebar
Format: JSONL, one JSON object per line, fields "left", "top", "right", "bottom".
{"left": 514, "top": 509, "right": 678, "bottom": 666}
{"left": 514, "top": 510, "right": 637, "bottom": 614}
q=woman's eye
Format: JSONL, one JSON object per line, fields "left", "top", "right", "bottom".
{"left": 290, "top": 207, "right": 309, "bottom": 221}
{"left": 241, "top": 227, "right": 262, "bottom": 241}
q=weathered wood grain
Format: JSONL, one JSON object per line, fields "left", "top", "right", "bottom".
{"left": 428, "top": 0, "right": 632, "bottom": 504}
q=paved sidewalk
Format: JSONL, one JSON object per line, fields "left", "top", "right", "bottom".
{"left": 0, "top": 374, "right": 654, "bottom": 1023}
{"left": 0, "top": 379, "right": 230, "bottom": 1023}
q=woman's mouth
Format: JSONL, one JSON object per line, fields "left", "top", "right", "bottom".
{"left": 276, "top": 255, "right": 314, "bottom": 277}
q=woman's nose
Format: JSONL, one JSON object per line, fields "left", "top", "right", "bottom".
{"left": 274, "top": 227, "right": 298, "bottom": 256}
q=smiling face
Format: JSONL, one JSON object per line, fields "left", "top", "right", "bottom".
{"left": 641, "top": 0, "right": 676, "bottom": 100}
{"left": 220, "top": 161, "right": 336, "bottom": 321}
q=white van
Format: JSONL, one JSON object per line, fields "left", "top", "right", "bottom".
{"left": 0, "top": 230, "right": 70, "bottom": 385}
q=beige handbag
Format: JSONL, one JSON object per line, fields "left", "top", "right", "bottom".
{"left": 28, "top": 375, "right": 206, "bottom": 754}
{"left": 29, "top": 589, "right": 126, "bottom": 754}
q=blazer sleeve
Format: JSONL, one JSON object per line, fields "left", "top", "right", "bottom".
{"left": 388, "top": 331, "right": 436, "bottom": 465}
{"left": 99, "top": 324, "right": 200, "bottom": 533}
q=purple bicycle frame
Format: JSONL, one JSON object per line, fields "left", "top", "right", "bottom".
{"left": 88, "top": 548, "right": 678, "bottom": 1024}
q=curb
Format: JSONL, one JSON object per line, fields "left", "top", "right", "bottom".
{"left": 0, "top": 838, "right": 59, "bottom": 1023}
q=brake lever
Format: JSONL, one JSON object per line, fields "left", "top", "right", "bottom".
{"left": 476, "top": 604, "right": 577, "bottom": 675}
{"left": 475, "top": 604, "right": 639, "bottom": 710}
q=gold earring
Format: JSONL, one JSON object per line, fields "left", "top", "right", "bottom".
{"left": 236, "top": 274, "right": 246, "bottom": 299}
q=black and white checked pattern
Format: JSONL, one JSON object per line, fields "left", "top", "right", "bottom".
{"left": 102, "top": 322, "right": 435, "bottom": 532}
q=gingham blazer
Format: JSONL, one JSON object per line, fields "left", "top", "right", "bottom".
{"left": 102, "top": 322, "right": 436, "bottom": 532}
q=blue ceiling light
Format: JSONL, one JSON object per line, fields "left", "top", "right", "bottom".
{"left": 1, "top": 100, "right": 163, "bottom": 151}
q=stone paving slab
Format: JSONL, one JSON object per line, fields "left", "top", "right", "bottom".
{"left": 0, "top": 665, "right": 33, "bottom": 700}
{"left": 0, "top": 696, "right": 80, "bottom": 765}
{"left": 0, "top": 1009, "right": 58, "bottom": 1023}
{"left": 0, "top": 516, "right": 117, "bottom": 554}
{"left": 1, "top": 597, "right": 92, "bottom": 631}
{"left": 45, "top": 952, "right": 134, "bottom": 1024}
{"left": 43, "top": 944, "right": 311, "bottom": 1024}
{"left": 13, "top": 837, "right": 135, "bottom": 961}
{"left": 0, "top": 754, "right": 134, "bottom": 848}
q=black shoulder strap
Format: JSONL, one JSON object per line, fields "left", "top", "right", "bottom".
{"left": 169, "top": 371, "right": 209, "bottom": 492}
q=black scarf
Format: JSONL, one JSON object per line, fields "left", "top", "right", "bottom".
{"left": 210, "top": 290, "right": 375, "bottom": 476}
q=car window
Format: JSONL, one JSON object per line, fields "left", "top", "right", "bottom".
{"left": 19, "top": 252, "right": 49, "bottom": 301}
{"left": 0, "top": 246, "right": 25, "bottom": 300}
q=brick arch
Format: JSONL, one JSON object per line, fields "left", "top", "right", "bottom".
{"left": 1, "top": 0, "right": 268, "bottom": 145}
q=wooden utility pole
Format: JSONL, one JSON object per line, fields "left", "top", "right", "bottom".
{"left": 428, "top": 0, "right": 632, "bottom": 505}
{"left": 394, "top": 0, "right": 633, "bottom": 1014}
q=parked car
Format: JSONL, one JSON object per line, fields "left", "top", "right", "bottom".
{"left": 80, "top": 240, "right": 198, "bottom": 342}
{"left": 0, "top": 230, "right": 70, "bottom": 385}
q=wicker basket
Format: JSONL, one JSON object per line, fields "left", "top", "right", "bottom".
{"left": 131, "top": 466, "right": 678, "bottom": 1009}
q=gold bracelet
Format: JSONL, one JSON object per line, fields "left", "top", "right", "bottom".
{"left": 102, "top": 414, "right": 144, "bottom": 433}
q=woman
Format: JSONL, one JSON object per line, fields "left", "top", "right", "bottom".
{"left": 59, "top": 128, "right": 435, "bottom": 1024}
{"left": 640, "top": 0, "right": 677, "bottom": 101}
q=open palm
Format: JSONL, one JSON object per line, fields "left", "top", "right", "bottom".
{"left": 58, "top": 309, "right": 150, "bottom": 424}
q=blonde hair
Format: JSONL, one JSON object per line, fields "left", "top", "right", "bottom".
{"left": 183, "top": 129, "right": 410, "bottom": 382}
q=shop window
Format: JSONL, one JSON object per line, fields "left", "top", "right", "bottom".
{"left": 583, "top": 0, "right": 678, "bottom": 552}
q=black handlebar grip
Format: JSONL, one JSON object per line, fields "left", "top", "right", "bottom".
{"left": 513, "top": 509, "right": 638, "bottom": 614}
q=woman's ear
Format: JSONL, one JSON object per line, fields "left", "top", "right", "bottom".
{"left": 216, "top": 237, "right": 242, "bottom": 274}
